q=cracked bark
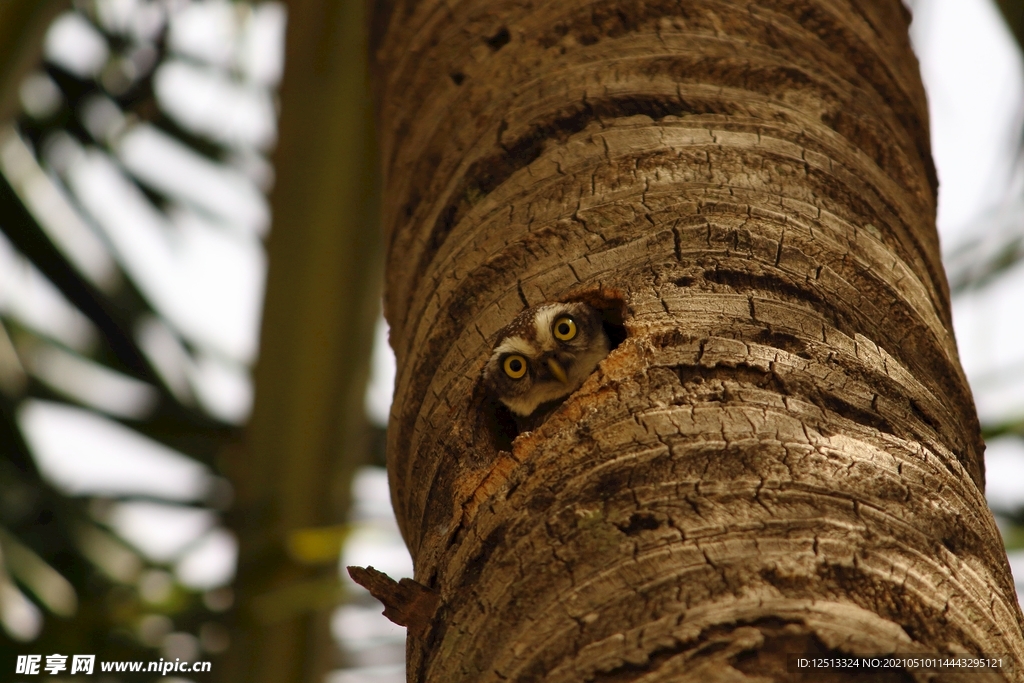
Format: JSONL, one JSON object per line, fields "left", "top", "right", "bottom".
{"left": 372, "top": 0, "right": 1024, "bottom": 680}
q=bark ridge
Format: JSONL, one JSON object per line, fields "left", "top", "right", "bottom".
{"left": 373, "top": 0, "right": 1024, "bottom": 680}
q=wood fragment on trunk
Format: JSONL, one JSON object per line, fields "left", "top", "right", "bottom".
{"left": 347, "top": 565, "right": 439, "bottom": 637}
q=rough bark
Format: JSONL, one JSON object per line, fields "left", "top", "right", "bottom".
{"left": 373, "top": 0, "right": 1024, "bottom": 680}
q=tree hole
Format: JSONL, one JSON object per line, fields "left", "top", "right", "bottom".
{"left": 474, "top": 290, "right": 630, "bottom": 449}
{"left": 564, "top": 288, "right": 628, "bottom": 353}
{"left": 484, "top": 27, "right": 511, "bottom": 51}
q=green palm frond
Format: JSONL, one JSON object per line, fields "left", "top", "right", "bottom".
{"left": 0, "top": 0, "right": 278, "bottom": 662}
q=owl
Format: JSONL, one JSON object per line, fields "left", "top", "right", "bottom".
{"left": 482, "top": 302, "right": 611, "bottom": 431}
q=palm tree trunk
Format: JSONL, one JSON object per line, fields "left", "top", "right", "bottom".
{"left": 373, "top": 0, "right": 1024, "bottom": 679}
{"left": 221, "top": 1, "right": 380, "bottom": 681}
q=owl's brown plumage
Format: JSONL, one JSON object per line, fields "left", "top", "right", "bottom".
{"left": 482, "top": 302, "right": 610, "bottom": 431}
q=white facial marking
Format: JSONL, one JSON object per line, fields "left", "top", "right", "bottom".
{"left": 532, "top": 306, "right": 562, "bottom": 351}
{"left": 492, "top": 336, "right": 534, "bottom": 357}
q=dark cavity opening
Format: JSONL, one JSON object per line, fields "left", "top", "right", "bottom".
{"left": 485, "top": 27, "right": 511, "bottom": 51}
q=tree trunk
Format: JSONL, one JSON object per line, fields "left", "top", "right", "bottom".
{"left": 221, "top": 1, "right": 380, "bottom": 681}
{"left": 373, "top": 0, "right": 1024, "bottom": 680}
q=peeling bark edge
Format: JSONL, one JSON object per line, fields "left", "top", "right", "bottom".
{"left": 347, "top": 565, "right": 439, "bottom": 638}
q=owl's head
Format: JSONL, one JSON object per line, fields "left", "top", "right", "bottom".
{"left": 482, "top": 302, "right": 611, "bottom": 418}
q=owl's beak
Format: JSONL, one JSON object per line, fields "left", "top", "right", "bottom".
{"left": 547, "top": 357, "right": 568, "bottom": 384}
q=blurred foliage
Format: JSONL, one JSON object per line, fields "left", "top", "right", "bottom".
{"left": 1002, "top": 518, "right": 1024, "bottom": 551}
{"left": 0, "top": 0, "right": 255, "bottom": 672}
{"left": 955, "top": 0, "right": 1024, "bottom": 556}
{"left": 0, "top": 2, "right": 70, "bottom": 122}
{"left": 995, "top": 0, "right": 1024, "bottom": 51}
{"left": 219, "top": 0, "right": 382, "bottom": 680}
{"left": 0, "top": 0, "right": 382, "bottom": 680}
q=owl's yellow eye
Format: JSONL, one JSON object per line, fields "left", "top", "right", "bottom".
{"left": 503, "top": 354, "right": 527, "bottom": 379}
{"left": 553, "top": 316, "right": 577, "bottom": 341}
